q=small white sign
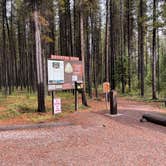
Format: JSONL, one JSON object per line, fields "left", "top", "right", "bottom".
{"left": 48, "top": 85, "right": 56, "bottom": 91}
{"left": 54, "top": 98, "right": 61, "bottom": 114}
{"left": 55, "top": 85, "right": 63, "bottom": 89}
{"left": 48, "top": 85, "right": 63, "bottom": 91}
{"left": 72, "top": 75, "right": 78, "bottom": 82}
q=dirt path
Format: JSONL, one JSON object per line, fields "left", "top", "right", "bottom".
{"left": 0, "top": 97, "right": 165, "bottom": 165}
{"left": 61, "top": 97, "right": 166, "bottom": 127}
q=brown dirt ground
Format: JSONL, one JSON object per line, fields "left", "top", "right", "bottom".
{"left": 0, "top": 96, "right": 165, "bottom": 165}
{"left": 0, "top": 95, "right": 166, "bottom": 126}
{"left": 58, "top": 96, "right": 166, "bottom": 128}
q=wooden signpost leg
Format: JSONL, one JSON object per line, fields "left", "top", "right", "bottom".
{"left": 52, "top": 91, "right": 54, "bottom": 115}
{"left": 75, "top": 82, "right": 78, "bottom": 111}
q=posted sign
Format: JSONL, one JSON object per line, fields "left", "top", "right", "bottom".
{"left": 48, "top": 55, "right": 83, "bottom": 91}
{"left": 54, "top": 98, "right": 61, "bottom": 114}
{"left": 48, "top": 60, "right": 64, "bottom": 84}
{"left": 103, "top": 82, "right": 110, "bottom": 93}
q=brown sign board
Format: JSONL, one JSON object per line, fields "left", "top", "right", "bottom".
{"left": 48, "top": 55, "right": 83, "bottom": 91}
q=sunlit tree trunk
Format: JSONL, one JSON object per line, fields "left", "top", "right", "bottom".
{"left": 34, "top": 0, "right": 45, "bottom": 112}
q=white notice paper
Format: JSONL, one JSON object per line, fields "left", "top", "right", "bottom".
{"left": 48, "top": 60, "right": 64, "bottom": 84}
{"left": 72, "top": 75, "right": 78, "bottom": 82}
{"left": 54, "top": 98, "right": 61, "bottom": 114}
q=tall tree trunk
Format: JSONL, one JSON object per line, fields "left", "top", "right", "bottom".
{"left": 86, "top": 15, "right": 92, "bottom": 98}
{"left": 80, "top": 11, "right": 88, "bottom": 106}
{"left": 34, "top": 0, "right": 45, "bottom": 112}
{"left": 110, "top": 0, "right": 115, "bottom": 90}
{"left": 49, "top": 1, "right": 55, "bottom": 55}
{"left": 105, "top": 0, "right": 110, "bottom": 82}
{"left": 152, "top": 0, "right": 157, "bottom": 99}
{"left": 2, "top": 0, "right": 8, "bottom": 95}
{"left": 59, "top": 0, "right": 73, "bottom": 56}
{"left": 127, "top": 0, "right": 131, "bottom": 92}
{"left": 138, "top": 0, "right": 145, "bottom": 96}
{"left": 120, "top": 0, "right": 125, "bottom": 93}
{"left": 73, "top": 0, "right": 81, "bottom": 58}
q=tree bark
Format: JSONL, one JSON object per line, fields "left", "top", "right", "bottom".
{"left": 138, "top": 0, "right": 145, "bottom": 96}
{"left": 152, "top": 0, "right": 157, "bottom": 99}
{"left": 80, "top": 11, "right": 88, "bottom": 106}
{"left": 34, "top": 0, "right": 45, "bottom": 112}
{"left": 110, "top": 0, "right": 115, "bottom": 90}
{"left": 120, "top": 0, "right": 125, "bottom": 93}
{"left": 105, "top": 0, "right": 110, "bottom": 82}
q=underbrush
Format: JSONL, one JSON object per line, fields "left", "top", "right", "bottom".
{"left": 0, "top": 91, "right": 85, "bottom": 124}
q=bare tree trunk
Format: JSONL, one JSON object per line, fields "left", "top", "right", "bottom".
{"left": 86, "top": 15, "right": 92, "bottom": 98}
{"left": 34, "top": 0, "right": 45, "bottom": 112}
{"left": 105, "top": 0, "right": 110, "bottom": 82}
{"left": 80, "top": 11, "right": 88, "bottom": 106}
{"left": 127, "top": 0, "right": 131, "bottom": 92}
{"left": 73, "top": 0, "right": 81, "bottom": 58}
{"left": 138, "top": 0, "right": 145, "bottom": 96}
{"left": 110, "top": 0, "right": 115, "bottom": 90}
{"left": 120, "top": 0, "right": 125, "bottom": 93}
{"left": 152, "top": 0, "right": 157, "bottom": 99}
{"left": 2, "top": 0, "right": 8, "bottom": 95}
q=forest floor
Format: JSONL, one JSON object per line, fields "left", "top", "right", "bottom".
{"left": 0, "top": 92, "right": 166, "bottom": 126}
{"left": 0, "top": 92, "right": 80, "bottom": 125}
{"left": 0, "top": 95, "right": 165, "bottom": 165}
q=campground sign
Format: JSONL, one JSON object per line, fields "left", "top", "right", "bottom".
{"left": 48, "top": 55, "right": 83, "bottom": 91}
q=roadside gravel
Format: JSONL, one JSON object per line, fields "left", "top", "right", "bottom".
{"left": 0, "top": 97, "right": 165, "bottom": 166}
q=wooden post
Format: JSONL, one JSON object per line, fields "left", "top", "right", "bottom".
{"left": 110, "top": 90, "right": 117, "bottom": 115}
{"left": 52, "top": 91, "right": 54, "bottom": 115}
{"left": 75, "top": 82, "right": 78, "bottom": 111}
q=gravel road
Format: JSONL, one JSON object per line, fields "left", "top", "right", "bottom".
{"left": 0, "top": 98, "right": 165, "bottom": 166}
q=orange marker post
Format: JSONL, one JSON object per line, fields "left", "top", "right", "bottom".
{"left": 103, "top": 82, "right": 110, "bottom": 110}
{"left": 103, "top": 82, "right": 110, "bottom": 93}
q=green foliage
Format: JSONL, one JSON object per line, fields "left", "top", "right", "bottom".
{"left": 0, "top": 109, "right": 21, "bottom": 120}
{"left": 162, "top": 3, "right": 166, "bottom": 21}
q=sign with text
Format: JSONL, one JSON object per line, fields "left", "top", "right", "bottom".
{"left": 103, "top": 82, "right": 110, "bottom": 93}
{"left": 54, "top": 98, "right": 61, "bottom": 114}
{"left": 48, "top": 55, "right": 83, "bottom": 91}
{"left": 48, "top": 60, "right": 64, "bottom": 84}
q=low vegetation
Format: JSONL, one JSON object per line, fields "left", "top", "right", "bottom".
{"left": 0, "top": 91, "right": 85, "bottom": 124}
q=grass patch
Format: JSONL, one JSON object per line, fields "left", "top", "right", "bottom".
{"left": 17, "top": 104, "right": 36, "bottom": 113}
{"left": 0, "top": 91, "right": 83, "bottom": 124}
{"left": 0, "top": 109, "right": 21, "bottom": 120}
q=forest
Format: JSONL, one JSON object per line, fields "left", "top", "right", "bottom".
{"left": 0, "top": 0, "right": 166, "bottom": 112}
